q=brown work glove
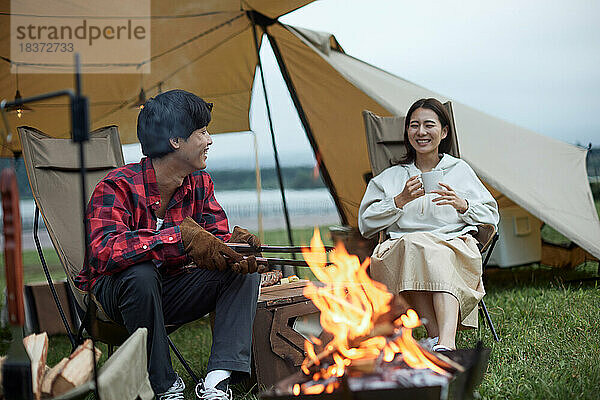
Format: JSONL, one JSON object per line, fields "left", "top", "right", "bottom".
{"left": 228, "top": 226, "right": 260, "bottom": 274}
{"left": 180, "top": 217, "right": 244, "bottom": 271}
{"left": 231, "top": 255, "right": 259, "bottom": 274}
{"left": 229, "top": 226, "right": 261, "bottom": 250}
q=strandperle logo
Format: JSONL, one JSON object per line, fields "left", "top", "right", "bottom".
{"left": 10, "top": 0, "right": 150, "bottom": 74}
{"left": 15, "top": 19, "right": 147, "bottom": 46}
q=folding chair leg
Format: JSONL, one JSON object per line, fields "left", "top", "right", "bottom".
{"left": 477, "top": 306, "right": 484, "bottom": 339}
{"left": 168, "top": 336, "right": 200, "bottom": 384}
{"left": 480, "top": 299, "right": 500, "bottom": 342}
{"left": 34, "top": 206, "right": 79, "bottom": 351}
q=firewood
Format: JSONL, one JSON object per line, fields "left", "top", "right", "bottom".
{"left": 260, "top": 270, "right": 283, "bottom": 287}
{"left": 420, "top": 347, "right": 464, "bottom": 372}
{"left": 0, "top": 355, "right": 6, "bottom": 397}
{"left": 347, "top": 322, "right": 396, "bottom": 348}
{"left": 23, "top": 332, "right": 48, "bottom": 400}
{"left": 348, "top": 357, "right": 377, "bottom": 374}
{"left": 372, "top": 294, "right": 411, "bottom": 330}
{"left": 50, "top": 340, "right": 102, "bottom": 397}
{"left": 41, "top": 358, "right": 68, "bottom": 397}
{"left": 303, "top": 347, "right": 335, "bottom": 370}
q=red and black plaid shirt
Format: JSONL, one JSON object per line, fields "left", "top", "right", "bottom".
{"left": 74, "top": 157, "right": 231, "bottom": 291}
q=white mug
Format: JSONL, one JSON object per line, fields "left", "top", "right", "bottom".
{"left": 421, "top": 170, "right": 443, "bottom": 193}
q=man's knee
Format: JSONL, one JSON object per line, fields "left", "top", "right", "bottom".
{"left": 240, "top": 271, "right": 260, "bottom": 291}
{"left": 119, "top": 262, "right": 161, "bottom": 299}
{"left": 224, "top": 270, "right": 260, "bottom": 299}
{"left": 242, "top": 272, "right": 260, "bottom": 300}
{"left": 245, "top": 271, "right": 260, "bottom": 285}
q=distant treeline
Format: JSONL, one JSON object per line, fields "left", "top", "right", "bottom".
{"left": 587, "top": 147, "right": 600, "bottom": 177}
{"left": 0, "top": 157, "right": 327, "bottom": 198}
{"left": 1, "top": 145, "right": 599, "bottom": 199}
{"left": 0, "top": 158, "right": 33, "bottom": 198}
{"left": 588, "top": 148, "right": 600, "bottom": 199}
{"left": 208, "top": 166, "right": 326, "bottom": 191}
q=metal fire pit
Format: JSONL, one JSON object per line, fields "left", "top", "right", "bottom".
{"left": 260, "top": 345, "right": 491, "bottom": 400}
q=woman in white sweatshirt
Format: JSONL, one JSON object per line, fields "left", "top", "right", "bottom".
{"left": 358, "top": 98, "right": 499, "bottom": 351}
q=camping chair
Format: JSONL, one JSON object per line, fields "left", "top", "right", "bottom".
{"left": 362, "top": 103, "right": 501, "bottom": 342}
{"left": 18, "top": 125, "right": 201, "bottom": 383}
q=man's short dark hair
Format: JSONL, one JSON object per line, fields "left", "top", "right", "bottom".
{"left": 137, "top": 89, "right": 213, "bottom": 158}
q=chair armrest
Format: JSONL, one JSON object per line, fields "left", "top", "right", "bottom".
{"left": 473, "top": 224, "right": 497, "bottom": 253}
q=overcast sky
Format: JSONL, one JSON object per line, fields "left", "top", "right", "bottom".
{"left": 126, "top": 0, "right": 600, "bottom": 169}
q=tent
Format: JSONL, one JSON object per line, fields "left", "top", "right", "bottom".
{"left": 263, "top": 23, "right": 600, "bottom": 260}
{"left": 1, "top": 2, "right": 598, "bottom": 260}
{"left": 0, "top": 0, "right": 315, "bottom": 244}
{"left": 0, "top": 1, "right": 314, "bottom": 150}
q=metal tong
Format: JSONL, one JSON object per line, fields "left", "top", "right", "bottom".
{"left": 226, "top": 244, "right": 334, "bottom": 254}
{"left": 225, "top": 243, "right": 335, "bottom": 270}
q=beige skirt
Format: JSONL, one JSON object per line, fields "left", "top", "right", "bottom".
{"left": 370, "top": 232, "right": 484, "bottom": 328}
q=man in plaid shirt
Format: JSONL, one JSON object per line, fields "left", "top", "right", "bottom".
{"left": 75, "top": 90, "right": 260, "bottom": 400}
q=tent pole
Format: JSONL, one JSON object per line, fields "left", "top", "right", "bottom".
{"left": 253, "top": 131, "right": 265, "bottom": 243}
{"left": 72, "top": 54, "right": 101, "bottom": 400}
{"left": 264, "top": 27, "right": 349, "bottom": 226}
{"left": 250, "top": 17, "right": 296, "bottom": 250}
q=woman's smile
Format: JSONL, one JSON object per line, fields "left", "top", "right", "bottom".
{"left": 407, "top": 107, "right": 448, "bottom": 156}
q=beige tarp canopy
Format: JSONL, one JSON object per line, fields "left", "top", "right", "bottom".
{"left": 265, "top": 24, "right": 600, "bottom": 259}
{"left": 1, "top": 2, "right": 598, "bottom": 259}
{"left": 0, "top": 0, "right": 313, "bottom": 155}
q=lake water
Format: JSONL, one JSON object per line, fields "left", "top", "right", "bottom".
{"left": 4, "top": 189, "right": 341, "bottom": 249}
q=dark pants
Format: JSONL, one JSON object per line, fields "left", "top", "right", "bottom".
{"left": 93, "top": 262, "right": 260, "bottom": 393}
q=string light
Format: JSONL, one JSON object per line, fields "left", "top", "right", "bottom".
{"left": 6, "top": 68, "right": 33, "bottom": 118}
{"left": 130, "top": 87, "right": 146, "bottom": 110}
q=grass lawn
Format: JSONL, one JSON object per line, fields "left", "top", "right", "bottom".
{"left": 1, "top": 225, "right": 599, "bottom": 399}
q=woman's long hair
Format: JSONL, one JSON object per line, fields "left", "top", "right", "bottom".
{"left": 398, "top": 98, "right": 453, "bottom": 165}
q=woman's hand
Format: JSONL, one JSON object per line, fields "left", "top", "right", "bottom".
{"left": 432, "top": 182, "right": 468, "bottom": 213}
{"left": 394, "top": 175, "right": 425, "bottom": 209}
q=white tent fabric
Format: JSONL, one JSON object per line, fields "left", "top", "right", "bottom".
{"left": 270, "top": 24, "right": 600, "bottom": 259}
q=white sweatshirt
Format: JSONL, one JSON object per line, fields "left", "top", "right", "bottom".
{"left": 358, "top": 154, "right": 499, "bottom": 240}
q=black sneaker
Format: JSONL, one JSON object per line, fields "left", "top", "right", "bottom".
{"left": 157, "top": 375, "right": 185, "bottom": 400}
{"left": 215, "top": 378, "right": 230, "bottom": 393}
{"left": 432, "top": 344, "right": 452, "bottom": 352}
{"left": 195, "top": 379, "right": 232, "bottom": 400}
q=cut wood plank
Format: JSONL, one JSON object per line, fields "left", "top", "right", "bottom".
{"left": 23, "top": 332, "right": 48, "bottom": 400}
{"left": 260, "top": 280, "right": 309, "bottom": 294}
{"left": 41, "top": 358, "right": 67, "bottom": 397}
{"left": 0, "top": 355, "right": 6, "bottom": 397}
{"left": 51, "top": 339, "right": 102, "bottom": 397}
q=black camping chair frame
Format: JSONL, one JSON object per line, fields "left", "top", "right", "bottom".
{"left": 32, "top": 206, "right": 200, "bottom": 384}
{"left": 478, "top": 233, "right": 500, "bottom": 342}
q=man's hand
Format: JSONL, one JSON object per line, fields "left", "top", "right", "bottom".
{"left": 228, "top": 226, "right": 261, "bottom": 273}
{"left": 231, "top": 255, "right": 259, "bottom": 274}
{"left": 180, "top": 217, "right": 244, "bottom": 271}
{"left": 229, "top": 226, "right": 261, "bottom": 250}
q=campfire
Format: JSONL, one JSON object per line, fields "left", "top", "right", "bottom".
{"left": 261, "top": 229, "right": 489, "bottom": 400}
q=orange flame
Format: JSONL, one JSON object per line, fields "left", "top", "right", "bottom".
{"left": 294, "top": 228, "right": 449, "bottom": 395}
{"left": 302, "top": 228, "right": 392, "bottom": 357}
